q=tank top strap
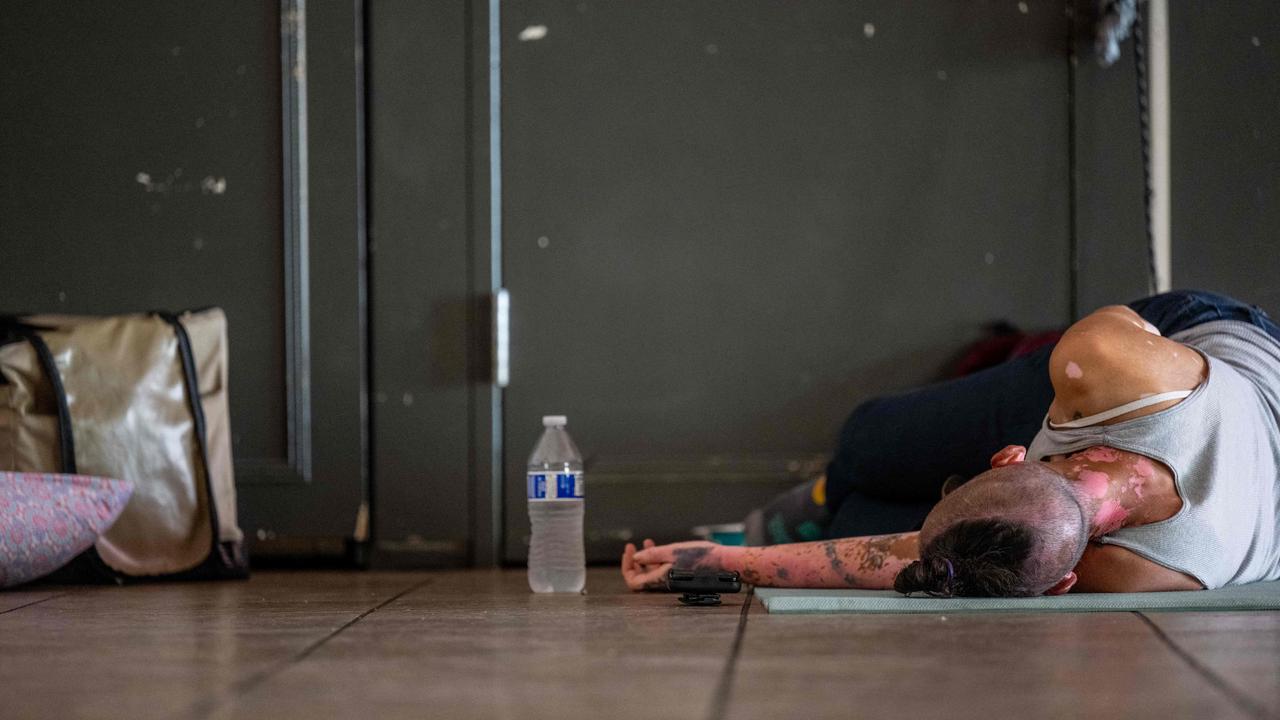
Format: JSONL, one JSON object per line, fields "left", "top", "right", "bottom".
{"left": 1047, "top": 390, "right": 1194, "bottom": 429}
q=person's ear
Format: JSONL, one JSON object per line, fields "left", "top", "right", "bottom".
{"left": 1044, "top": 571, "right": 1077, "bottom": 596}
{"left": 990, "top": 444, "right": 1028, "bottom": 468}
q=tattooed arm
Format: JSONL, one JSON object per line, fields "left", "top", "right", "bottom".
{"left": 620, "top": 533, "right": 920, "bottom": 591}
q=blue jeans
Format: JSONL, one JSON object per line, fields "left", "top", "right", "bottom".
{"left": 824, "top": 290, "right": 1280, "bottom": 539}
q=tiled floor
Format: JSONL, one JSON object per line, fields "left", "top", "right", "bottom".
{"left": 1, "top": 569, "right": 1277, "bottom": 719}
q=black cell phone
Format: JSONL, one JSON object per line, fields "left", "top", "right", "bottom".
{"left": 666, "top": 569, "right": 742, "bottom": 594}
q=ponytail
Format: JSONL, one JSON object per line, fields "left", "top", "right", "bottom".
{"left": 894, "top": 519, "right": 1038, "bottom": 597}
{"left": 893, "top": 556, "right": 956, "bottom": 596}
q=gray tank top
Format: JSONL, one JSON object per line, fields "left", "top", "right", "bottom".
{"left": 1027, "top": 320, "right": 1280, "bottom": 588}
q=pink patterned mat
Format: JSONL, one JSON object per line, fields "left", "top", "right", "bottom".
{"left": 0, "top": 472, "right": 133, "bottom": 589}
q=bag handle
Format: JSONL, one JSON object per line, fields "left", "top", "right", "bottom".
{"left": 7, "top": 324, "right": 78, "bottom": 474}
{"left": 157, "top": 312, "right": 222, "bottom": 556}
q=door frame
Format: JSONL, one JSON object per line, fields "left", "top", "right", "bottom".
{"left": 237, "top": 0, "right": 370, "bottom": 559}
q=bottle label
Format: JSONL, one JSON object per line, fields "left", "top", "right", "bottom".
{"left": 527, "top": 471, "right": 584, "bottom": 500}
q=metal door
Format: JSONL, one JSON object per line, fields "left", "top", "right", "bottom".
{"left": 499, "top": 1, "right": 1075, "bottom": 561}
{"left": 0, "top": 1, "right": 368, "bottom": 556}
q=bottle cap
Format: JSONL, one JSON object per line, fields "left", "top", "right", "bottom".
{"left": 542, "top": 415, "right": 568, "bottom": 427}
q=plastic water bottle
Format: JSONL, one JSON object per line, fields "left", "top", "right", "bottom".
{"left": 526, "top": 415, "right": 586, "bottom": 593}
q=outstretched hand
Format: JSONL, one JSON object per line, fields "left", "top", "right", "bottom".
{"left": 620, "top": 539, "right": 721, "bottom": 592}
{"left": 621, "top": 539, "right": 669, "bottom": 591}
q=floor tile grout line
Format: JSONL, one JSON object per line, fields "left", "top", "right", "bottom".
{"left": 0, "top": 593, "right": 64, "bottom": 616}
{"left": 287, "top": 576, "right": 435, "bottom": 666}
{"left": 1132, "top": 611, "right": 1273, "bottom": 720}
{"left": 189, "top": 576, "right": 435, "bottom": 720}
{"left": 706, "top": 585, "right": 754, "bottom": 720}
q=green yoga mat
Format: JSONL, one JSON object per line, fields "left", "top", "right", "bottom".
{"left": 756, "top": 581, "right": 1280, "bottom": 614}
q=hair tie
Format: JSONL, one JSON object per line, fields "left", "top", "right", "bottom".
{"left": 942, "top": 558, "right": 955, "bottom": 584}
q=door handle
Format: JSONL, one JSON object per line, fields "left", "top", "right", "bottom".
{"left": 493, "top": 288, "right": 509, "bottom": 388}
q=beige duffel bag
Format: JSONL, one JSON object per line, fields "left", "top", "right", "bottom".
{"left": 0, "top": 309, "right": 247, "bottom": 580}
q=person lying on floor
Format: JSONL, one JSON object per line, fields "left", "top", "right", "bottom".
{"left": 621, "top": 290, "right": 1280, "bottom": 596}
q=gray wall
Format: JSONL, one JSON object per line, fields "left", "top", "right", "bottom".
{"left": 1, "top": 2, "right": 285, "bottom": 456}
{"left": 2, "top": 1, "right": 1277, "bottom": 565}
{"left": 1171, "top": 4, "right": 1280, "bottom": 315}
{"left": 367, "top": 0, "right": 1280, "bottom": 564}
{"left": 499, "top": 0, "right": 1076, "bottom": 560}
{"left": 1070, "top": 3, "right": 1280, "bottom": 316}
{"left": 365, "top": 0, "right": 481, "bottom": 565}
{"left": 1, "top": 1, "right": 369, "bottom": 556}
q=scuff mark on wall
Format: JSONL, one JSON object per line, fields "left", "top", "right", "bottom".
{"left": 519, "top": 25, "right": 548, "bottom": 41}
{"left": 201, "top": 176, "right": 227, "bottom": 195}
{"left": 138, "top": 169, "right": 219, "bottom": 196}
{"left": 136, "top": 169, "right": 195, "bottom": 194}
{"left": 137, "top": 171, "right": 174, "bottom": 193}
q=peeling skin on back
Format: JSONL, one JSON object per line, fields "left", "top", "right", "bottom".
{"left": 1127, "top": 457, "right": 1158, "bottom": 500}
{"left": 1065, "top": 361, "right": 1084, "bottom": 379}
{"left": 1076, "top": 470, "right": 1111, "bottom": 499}
{"left": 1071, "top": 446, "right": 1121, "bottom": 463}
{"left": 1127, "top": 475, "right": 1146, "bottom": 499}
{"left": 1133, "top": 457, "right": 1157, "bottom": 479}
{"left": 1094, "top": 500, "right": 1129, "bottom": 536}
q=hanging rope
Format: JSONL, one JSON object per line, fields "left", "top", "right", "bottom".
{"left": 1131, "top": 6, "right": 1158, "bottom": 295}
{"left": 1095, "top": 0, "right": 1158, "bottom": 295}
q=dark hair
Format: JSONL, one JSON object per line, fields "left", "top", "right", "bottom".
{"left": 893, "top": 519, "right": 1039, "bottom": 597}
